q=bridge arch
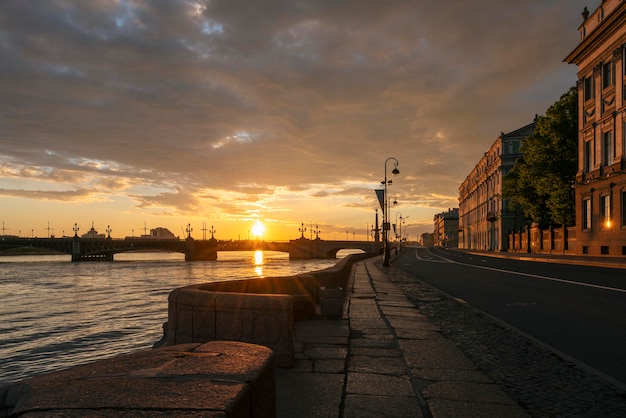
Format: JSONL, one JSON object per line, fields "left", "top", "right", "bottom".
{"left": 1, "top": 237, "right": 380, "bottom": 261}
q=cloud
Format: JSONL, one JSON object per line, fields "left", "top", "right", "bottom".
{"left": 0, "top": 0, "right": 597, "bottom": 233}
{"left": 0, "top": 188, "right": 93, "bottom": 201}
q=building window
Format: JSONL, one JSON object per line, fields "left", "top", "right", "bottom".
{"left": 600, "top": 194, "right": 611, "bottom": 228}
{"left": 602, "top": 61, "right": 613, "bottom": 89}
{"left": 584, "top": 76, "right": 594, "bottom": 100}
{"left": 623, "top": 120, "right": 626, "bottom": 157}
{"left": 622, "top": 190, "right": 626, "bottom": 227}
{"left": 584, "top": 140, "right": 593, "bottom": 172}
{"left": 602, "top": 131, "right": 613, "bottom": 166}
{"left": 583, "top": 197, "right": 592, "bottom": 230}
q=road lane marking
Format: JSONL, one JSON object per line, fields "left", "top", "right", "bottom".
{"left": 413, "top": 248, "right": 452, "bottom": 263}
{"left": 426, "top": 251, "right": 626, "bottom": 294}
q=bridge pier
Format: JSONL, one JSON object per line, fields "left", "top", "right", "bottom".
{"left": 289, "top": 238, "right": 323, "bottom": 259}
{"left": 185, "top": 238, "right": 218, "bottom": 261}
{"left": 72, "top": 239, "right": 81, "bottom": 262}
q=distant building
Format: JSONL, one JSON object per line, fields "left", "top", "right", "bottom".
{"left": 433, "top": 208, "right": 459, "bottom": 248}
{"left": 565, "top": 0, "right": 626, "bottom": 255}
{"left": 140, "top": 227, "right": 178, "bottom": 239}
{"left": 419, "top": 232, "right": 433, "bottom": 247}
{"left": 458, "top": 122, "right": 535, "bottom": 251}
{"left": 81, "top": 224, "right": 106, "bottom": 239}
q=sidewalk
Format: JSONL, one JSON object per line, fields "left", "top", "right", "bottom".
{"left": 275, "top": 256, "right": 529, "bottom": 417}
{"left": 465, "top": 249, "right": 626, "bottom": 269}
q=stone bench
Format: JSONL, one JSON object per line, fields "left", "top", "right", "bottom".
{"left": 1, "top": 341, "right": 275, "bottom": 417}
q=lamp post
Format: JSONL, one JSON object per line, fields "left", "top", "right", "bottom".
{"left": 382, "top": 157, "right": 399, "bottom": 266}
{"left": 400, "top": 215, "right": 409, "bottom": 243}
{"left": 395, "top": 213, "right": 401, "bottom": 255}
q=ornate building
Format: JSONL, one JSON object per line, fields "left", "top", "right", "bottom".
{"left": 565, "top": 0, "right": 626, "bottom": 255}
{"left": 458, "top": 123, "right": 535, "bottom": 250}
{"left": 433, "top": 208, "right": 459, "bottom": 248}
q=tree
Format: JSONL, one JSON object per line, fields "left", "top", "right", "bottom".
{"left": 503, "top": 86, "right": 578, "bottom": 228}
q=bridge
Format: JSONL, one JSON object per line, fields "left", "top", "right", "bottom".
{"left": 0, "top": 236, "right": 381, "bottom": 262}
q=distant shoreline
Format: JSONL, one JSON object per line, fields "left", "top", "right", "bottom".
{"left": 0, "top": 248, "right": 180, "bottom": 257}
{"left": 0, "top": 247, "right": 65, "bottom": 256}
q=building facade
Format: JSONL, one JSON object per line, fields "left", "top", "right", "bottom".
{"left": 565, "top": 0, "right": 626, "bottom": 255}
{"left": 458, "top": 123, "right": 535, "bottom": 251}
{"left": 433, "top": 208, "right": 459, "bottom": 248}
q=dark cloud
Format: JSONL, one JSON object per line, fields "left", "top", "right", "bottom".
{"left": 0, "top": 188, "right": 92, "bottom": 201}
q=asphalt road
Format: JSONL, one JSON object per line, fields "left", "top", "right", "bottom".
{"left": 394, "top": 246, "right": 626, "bottom": 387}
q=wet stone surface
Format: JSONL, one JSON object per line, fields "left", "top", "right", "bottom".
{"left": 387, "top": 266, "right": 626, "bottom": 418}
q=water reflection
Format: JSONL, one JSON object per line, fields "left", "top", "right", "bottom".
{"left": 254, "top": 250, "right": 263, "bottom": 276}
{"left": 0, "top": 251, "right": 345, "bottom": 382}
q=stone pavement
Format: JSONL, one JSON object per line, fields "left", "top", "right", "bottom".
{"left": 275, "top": 256, "right": 529, "bottom": 418}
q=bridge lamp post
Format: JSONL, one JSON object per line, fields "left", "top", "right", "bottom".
{"left": 299, "top": 222, "right": 307, "bottom": 239}
{"left": 382, "top": 157, "right": 399, "bottom": 267}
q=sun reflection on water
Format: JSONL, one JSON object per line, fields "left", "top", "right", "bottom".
{"left": 254, "top": 250, "right": 263, "bottom": 276}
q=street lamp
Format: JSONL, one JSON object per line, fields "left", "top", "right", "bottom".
{"left": 400, "top": 215, "right": 409, "bottom": 243}
{"left": 395, "top": 213, "right": 401, "bottom": 255}
{"left": 382, "top": 157, "right": 399, "bottom": 266}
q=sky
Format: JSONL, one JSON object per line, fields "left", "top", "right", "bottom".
{"left": 0, "top": 0, "right": 599, "bottom": 242}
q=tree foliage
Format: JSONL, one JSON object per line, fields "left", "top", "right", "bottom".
{"left": 503, "top": 86, "right": 578, "bottom": 228}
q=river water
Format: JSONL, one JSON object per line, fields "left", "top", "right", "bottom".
{"left": 0, "top": 250, "right": 346, "bottom": 383}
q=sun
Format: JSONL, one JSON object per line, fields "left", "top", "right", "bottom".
{"left": 251, "top": 220, "right": 265, "bottom": 239}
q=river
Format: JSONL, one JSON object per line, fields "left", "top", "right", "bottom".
{"left": 0, "top": 250, "right": 347, "bottom": 383}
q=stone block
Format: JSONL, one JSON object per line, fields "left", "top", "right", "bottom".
{"left": 320, "top": 286, "right": 344, "bottom": 316}
{"left": 214, "top": 293, "right": 294, "bottom": 367}
{"left": 2, "top": 342, "right": 275, "bottom": 418}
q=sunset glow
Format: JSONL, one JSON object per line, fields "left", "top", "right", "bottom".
{"left": 0, "top": 1, "right": 591, "bottom": 241}
{"left": 251, "top": 220, "right": 266, "bottom": 239}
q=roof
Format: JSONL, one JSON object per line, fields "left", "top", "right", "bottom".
{"left": 564, "top": 2, "right": 626, "bottom": 65}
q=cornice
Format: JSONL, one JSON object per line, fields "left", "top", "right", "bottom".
{"left": 564, "top": 3, "right": 626, "bottom": 65}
